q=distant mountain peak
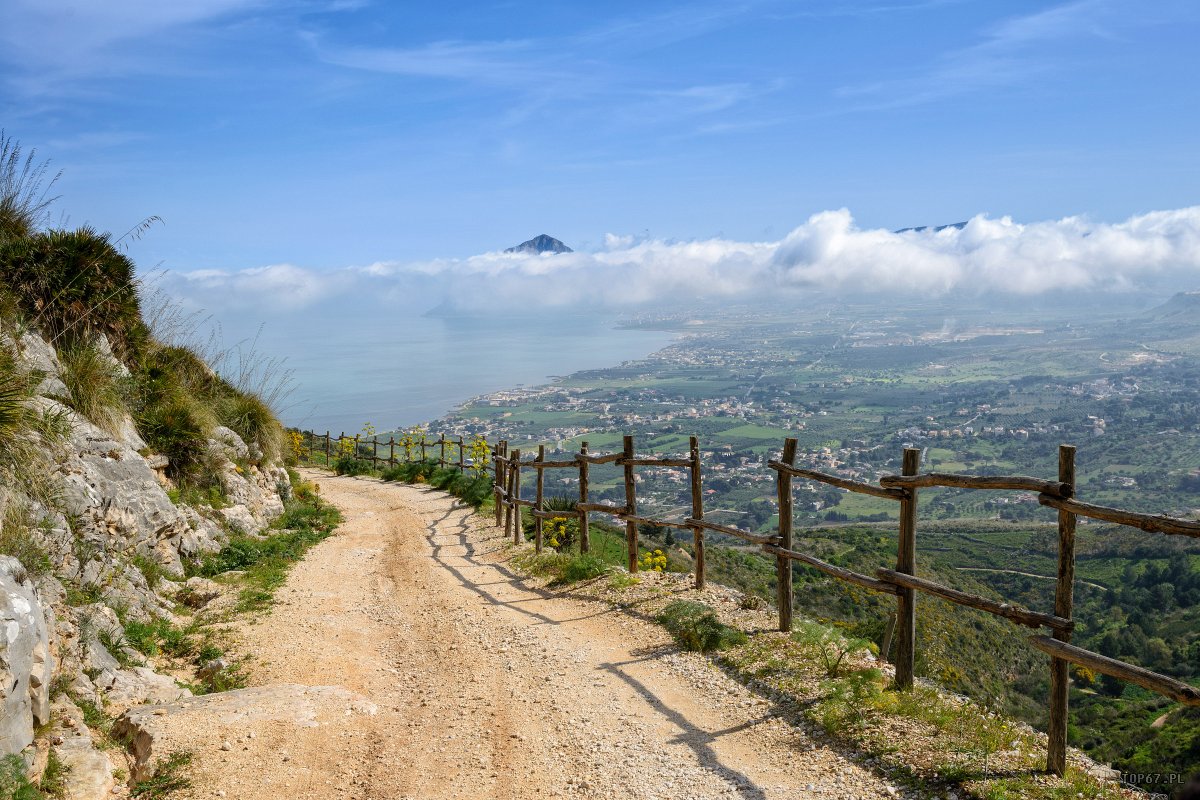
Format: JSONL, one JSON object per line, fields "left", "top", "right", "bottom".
{"left": 894, "top": 222, "right": 969, "bottom": 234}
{"left": 505, "top": 234, "right": 573, "bottom": 254}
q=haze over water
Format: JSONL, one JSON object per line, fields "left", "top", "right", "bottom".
{"left": 280, "top": 314, "right": 675, "bottom": 435}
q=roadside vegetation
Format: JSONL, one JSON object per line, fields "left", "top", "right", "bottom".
{"left": 191, "top": 474, "right": 341, "bottom": 613}
{"left": 0, "top": 133, "right": 307, "bottom": 798}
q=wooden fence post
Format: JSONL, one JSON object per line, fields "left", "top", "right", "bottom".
{"left": 776, "top": 438, "right": 799, "bottom": 632}
{"left": 389, "top": 437, "right": 395, "bottom": 467}
{"left": 535, "top": 444, "right": 545, "bottom": 554}
{"left": 324, "top": 431, "right": 331, "bottom": 464}
{"left": 895, "top": 447, "right": 922, "bottom": 691}
{"left": 421, "top": 437, "right": 428, "bottom": 462}
{"left": 1047, "top": 444, "right": 1077, "bottom": 776}
{"left": 370, "top": 436, "right": 378, "bottom": 470}
{"left": 504, "top": 445, "right": 516, "bottom": 538}
{"left": 494, "top": 441, "right": 506, "bottom": 527}
{"left": 880, "top": 612, "right": 898, "bottom": 663}
{"left": 510, "top": 449, "right": 522, "bottom": 545}
{"left": 690, "top": 435, "right": 706, "bottom": 590}
{"left": 354, "top": 434, "right": 360, "bottom": 462}
{"left": 578, "top": 441, "right": 591, "bottom": 553}
{"left": 439, "top": 434, "right": 446, "bottom": 468}
{"left": 457, "top": 437, "right": 465, "bottom": 471}
{"left": 623, "top": 435, "right": 638, "bottom": 572}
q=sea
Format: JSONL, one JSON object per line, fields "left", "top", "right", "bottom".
{"left": 277, "top": 313, "right": 676, "bottom": 435}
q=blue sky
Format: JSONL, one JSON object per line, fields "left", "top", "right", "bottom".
{"left": 4, "top": 0, "right": 1199, "bottom": 277}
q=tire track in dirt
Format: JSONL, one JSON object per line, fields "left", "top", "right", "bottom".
{"left": 162, "top": 471, "right": 891, "bottom": 799}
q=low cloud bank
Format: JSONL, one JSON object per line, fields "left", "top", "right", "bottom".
{"left": 163, "top": 206, "right": 1200, "bottom": 313}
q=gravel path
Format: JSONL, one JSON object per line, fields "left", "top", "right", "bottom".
{"left": 169, "top": 471, "right": 893, "bottom": 800}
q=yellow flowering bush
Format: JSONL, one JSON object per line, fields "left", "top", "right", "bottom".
{"left": 546, "top": 515, "right": 570, "bottom": 549}
{"left": 468, "top": 436, "right": 491, "bottom": 479}
{"left": 639, "top": 549, "right": 668, "bottom": 572}
{"left": 287, "top": 430, "right": 307, "bottom": 462}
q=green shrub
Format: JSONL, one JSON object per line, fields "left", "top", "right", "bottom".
{"left": 380, "top": 462, "right": 493, "bottom": 508}
{"left": 54, "top": 337, "right": 128, "bottom": 434}
{"left": 333, "top": 455, "right": 373, "bottom": 476}
{"left": 0, "top": 226, "right": 146, "bottom": 357}
{"left": 813, "top": 667, "right": 886, "bottom": 731}
{"left": 656, "top": 600, "right": 747, "bottom": 653}
{"left": 558, "top": 553, "right": 609, "bottom": 584}
{"left": 0, "top": 753, "right": 42, "bottom": 800}
{"left": 792, "top": 620, "right": 872, "bottom": 678}
{"left": 0, "top": 341, "right": 68, "bottom": 505}
{"left": 217, "top": 391, "right": 283, "bottom": 463}
{"left": 122, "top": 617, "right": 194, "bottom": 659}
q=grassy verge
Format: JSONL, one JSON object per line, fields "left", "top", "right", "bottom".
{"left": 499, "top": 530, "right": 1132, "bottom": 800}
{"left": 190, "top": 478, "right": 340, "bottom": 613}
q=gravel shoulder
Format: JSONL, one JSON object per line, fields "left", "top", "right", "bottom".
{"left": 160, "top": 470, "right": 893, "bottom": 800}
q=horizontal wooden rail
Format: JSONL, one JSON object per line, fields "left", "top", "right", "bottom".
{"left": 768, "top": 461, "right": 906, "bottom": 500}
{"left": 576, "top": 502, "right": 629, "bottom": 514}
{"left": 621, "top": 457, "right": 692, "bottom": 468}
{"left": 881, "top": 473, "right": 1073, "bottom": 498}
{"left": 1037, "top": 494, "right": 1200, "bottom": 538}
{"left": 530, "top": 509, "right": 575, "bottom": 520}
{"left": 617, "top": 513, "right": 694, "bottom": 530}
{"left": 528, "top": 459, "right": 580, "bottom": 469}
{"left": 511, "top": 498, "right": 537, "bottom": 508}
{"left": 1029, "top": 636, "right": 1200, "bottom": 706}
{"left": 877, "top": 569, "right": 1073, "bottom": 632}
{"left": 577, "top": 453, "right": 623, "bottom": 465}
{"left": 685, "top": 518, "right": 781, "bottom": 545}
{"left": 764, "top": 544, "right": 901, "bottom": 595}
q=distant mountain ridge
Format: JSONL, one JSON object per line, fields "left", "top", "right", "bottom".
{"left": 505, "top": 234, "right": 573, "bottom": 254}
{"left": 894, "top": 221, "right": 969, "bottom": 234}
{"left": 1143, "top": 290, "right": 1200, "bottom": 320}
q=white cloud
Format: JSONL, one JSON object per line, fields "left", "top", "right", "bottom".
{"left": 172, "top": 263, "right": 332, "bottom": 309}
{"left": 161, "top": 206, "right": 1200, "bottom": 313}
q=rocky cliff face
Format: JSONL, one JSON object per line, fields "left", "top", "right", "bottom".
{"left": 0, "top": 328, "right": 288, "bottom": 795}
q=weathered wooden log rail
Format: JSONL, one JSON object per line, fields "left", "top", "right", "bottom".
{"left": 300, "top": 428, "right": 1200, "bottom": 776}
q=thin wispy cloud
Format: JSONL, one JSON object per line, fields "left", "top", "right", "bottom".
{"left": 834, "top": 0, "right": 1109, "bottom": 109}
{"left": 304, "top": 36, "right": 551, "bottom": 85}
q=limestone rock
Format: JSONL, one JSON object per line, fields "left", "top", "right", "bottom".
{"left": 113, "top": 684, "right": 377, "bottom": 781}
{"left": 177, "top": 577, "right": 222, "bottom": 609}
{"left": 209, "top": 426, "right": 249, "bottom": 462}
{"left": 51, "top": 697, "right": 116, "bottom": 800}
{"left": 104, "top": 666, "right": 191, "bottom": 712}
{"left": 0, "top": 556, "right": 53, "bottom": 755}
{"left": 16, "top": 331, "right": 67, "bottom": 397}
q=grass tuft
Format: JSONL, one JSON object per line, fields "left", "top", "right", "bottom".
{"left": 54, "top": 337, "right": 127, "bottom": 434}
{"left": 130, "top": 752, "right": 192, "bottom": 798}
{"left": 656, "top": 600, "right": 748, "bottom": 653}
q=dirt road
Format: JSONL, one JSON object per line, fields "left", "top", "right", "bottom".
{"left": 162, "top": 471, "right": 892, "bottom": 799}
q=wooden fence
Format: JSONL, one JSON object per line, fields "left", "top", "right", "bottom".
{"left": 302, "top": 429, "right": 1200, "bottom": 776}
